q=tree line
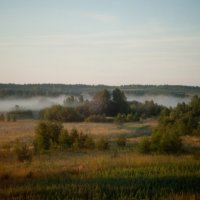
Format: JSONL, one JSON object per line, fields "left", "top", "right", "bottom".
{"left": 40, "top": 88, "right": 164, "bottom": 122}
{"left": 1, "top": 83, "right": 200, "bottom": 98}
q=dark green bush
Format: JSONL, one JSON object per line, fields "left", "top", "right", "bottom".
{"left": 34, "top": 121, "right": 63, "bottom": 152}
{"left": 138, "top": 137, "right": 151, "bottom": 153}
{"left": 59, "top": 129, "right": 72, "bottom": 149}
{"left": 34, "top": 122, "right": 95, "bottom": 152}
{"left": 139, "top": 127, "right": 182, "bottom": 154}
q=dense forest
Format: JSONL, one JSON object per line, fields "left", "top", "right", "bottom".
{"left": 0, "top": 83, "right": 200, "bottom": 97}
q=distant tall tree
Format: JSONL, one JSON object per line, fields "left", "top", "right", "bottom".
{"left": 90, "top": 89, "right": 111, "bottom": 115}
{"left": 112, "top": 88, "right": 130, "bottom": 115}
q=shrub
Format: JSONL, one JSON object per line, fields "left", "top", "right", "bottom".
{"left": 59, "top": 129, "right": 72, "bottom": 149}
{"left": 114, "top": 113, "right": 127, "bottom": 124}
{"left": 138, "top": 137, "right": 151, "bottom": 153}
{"left": 126, "top": 113, "right": 139, "bottom": 122}
{"left": 14, "top": 141, "right": 32, "bottom": 162}
{"left": 159, "top": 132, "right": 182, "bottom": 153}
{"left": 34, "top": 121, "right": 63, "bottom": 152}
{"left": 152, "top": 125, "right": 182, "bottom": 154}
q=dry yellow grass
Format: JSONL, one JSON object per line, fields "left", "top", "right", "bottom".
{"left": 0, "top": 120, "right": 37, "bottom": 145}
{"left": 0, "top": 150, "right": 196, "bottom": 179}
{"left": 0, "top": 119, "right": 156, "bottom": 146}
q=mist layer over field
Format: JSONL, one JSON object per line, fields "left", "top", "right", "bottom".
{"left": 0, "top": 94, "right": 191, "bottom": 112}
{"left": 126, "top": 95, "right": 190, "bottom": 107}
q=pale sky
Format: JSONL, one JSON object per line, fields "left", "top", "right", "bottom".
{"left": 0, "top": 0, "right": 200, "bottom": 86}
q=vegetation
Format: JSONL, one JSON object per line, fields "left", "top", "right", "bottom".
{"left": 1, "top": 83, "right": 200, "bottom": 98}
{"left": 1, "top": 151, "right": 200, "bottom": 199}
{"left": 1, "top": 91, "right": 200, "bottom": 199}
{"left": 40, "top": 88, "right": 164, "bottom": 123}
{"left": 7, "top": 110, "right": 33, "bottom": 120}
{"left": 156, "top": 95, "right": 200, "bottom": 136}
{"left": 139, "top": 95, "right": 200, "bottom": 154}
{"left": 34, "top": 121, "right": 96, "bottom": 152}
{"left": 14, "top": 140, "right": 32, "bottom": 162}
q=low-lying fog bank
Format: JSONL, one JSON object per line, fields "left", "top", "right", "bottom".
{"left": 126, "top": 95, "right": 191, "bottom": 107}
{"left": 0, "top": 94, "right": 191, "bottom": 112}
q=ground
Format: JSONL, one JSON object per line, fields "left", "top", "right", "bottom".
{"left": 0, "top": 119, "right": 200, "bottom": 200}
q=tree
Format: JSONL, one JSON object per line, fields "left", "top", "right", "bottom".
{"left": 90, "top": 89, "right": 111, "bottom": 115}
{"left": 34, "top": 121, "right": 63, "bottom": 152}
{"left": 112, "top": 88, "right": 130, "bottom": 115}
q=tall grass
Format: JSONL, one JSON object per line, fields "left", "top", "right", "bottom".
{"left": 1, "top": 152, "right": 200, "bottom": 199}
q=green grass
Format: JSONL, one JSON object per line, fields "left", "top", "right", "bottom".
{"left": 1, "top": 152, "right": 200, "bottom": 200}
{"left": 1, "top": 120, "right": 200, "bottom": 200}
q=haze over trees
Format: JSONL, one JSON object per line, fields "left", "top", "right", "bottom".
{"left": 40, "top": 88, "right": 164, "bottom": 122}
{"left": 1, "top": 83, "right": 200, "bottom": 98}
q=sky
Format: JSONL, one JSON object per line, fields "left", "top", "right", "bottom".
{"left": 0, "top": 0, "right": 200, "bottom": 86}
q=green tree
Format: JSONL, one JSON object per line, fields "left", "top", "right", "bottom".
{"left": 91, "top": 89, "right": 111, "bottom": 115}
{"left": 34, "top": 121, "right": 63, "bottom": 152}
{"left": 112, "top": 88, "right": 130, "bottom": 115}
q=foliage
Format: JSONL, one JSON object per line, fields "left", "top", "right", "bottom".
{"left": 7, "top": 110, "right": 33, "bottom": 119}
{"left": 114, "top": 113, "right": 127, "bottom": 124}
{"left": 96, "top": 138, "right": 109, "bottom": 150}
{"left": 138, "top": 137, "right": 151, "bottom": 153}
{"left": 112, "top": 88, "right": 130, "bottom": 115}
{"left": 34, "top": 121, "right": 63, "bottom": 152}
{"left": 1, "top": 83, "right": 200, "bottom": 98}
{"left": 1, "top": 152, "right": 200, "bottom": 199}
{"left": 151, "top": 127, "right": 182, "bottom": 153}
{"left": 157, "top": 95, "right": 200, "bottom": 136}
{"left": 14, "top": 141, "right": 32, "bottom": 162}
{"left": 59, "top": 129, "right": 72, "bottom": 149}
{"left": 40, "top": 105, "right": 84, "bottom": 122}
{"left": 34, "top": 121, "right": 95, "bottom": 152}
{"left": 130, "top": 100, "right": 164, "bottom": 119}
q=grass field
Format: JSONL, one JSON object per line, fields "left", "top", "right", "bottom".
{"left": 0, "top": 120, "right": 200, "bottom": 200}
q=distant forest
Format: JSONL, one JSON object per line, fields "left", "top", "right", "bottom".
{"left": 0, "top": 83, "right": 200, "bottom": 98}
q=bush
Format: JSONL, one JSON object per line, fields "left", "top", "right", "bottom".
{"left": 34, "top": 122, "right": 95, "bottom": 152}
{"left": 114, "top": 113, "right": 127, "bottom": 124}
{"left": 71, "top": 130, "right": 95, "bottom": 150}
{"left": 40, "top": 105, "right": 84, "bottom": 122}
{"left": 159, "top": 132, "right": 182, "bottom": 153}
{"left": 138, "top": 137, "right": 151, "bottom": 153}
{"left": 14, "top": 141, "right": 32, "bottom": 162}
{"left": 59, "top": 129, "right": 72, "bottom": 149}
{"left": 34, "top": 121, "right": 63, "bottom": 152}
{"left": 151, "top": 125, "right": 182, "bottom": 154}
{"left": 139, "top": 128, "right": 182, "bottom": 154}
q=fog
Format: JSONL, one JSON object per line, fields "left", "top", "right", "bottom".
{"left": 0, "top": 94, "right": 191, "bottom": 112}
{"left": 0, "top": 96, "right": 67, "bottom": 112}
{"left": 126, "top": 95, "right": 191, "bottom": 107}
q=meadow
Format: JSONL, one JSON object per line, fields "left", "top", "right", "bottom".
{"left": 0, "top": 120, "right": 200, "bottom": 200}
